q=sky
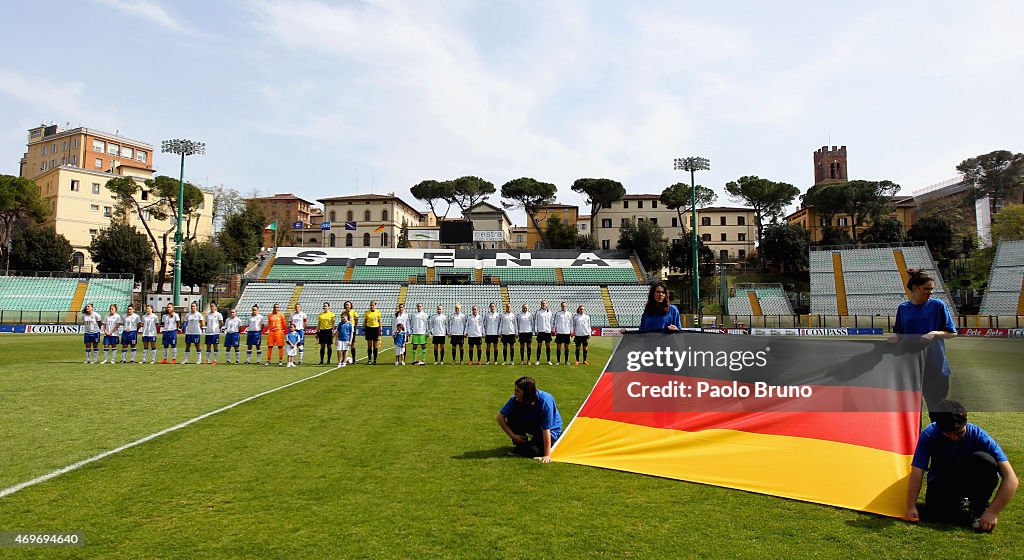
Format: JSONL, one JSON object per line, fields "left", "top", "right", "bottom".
{"left": 1, "top": 0, "right": 1022, "bottom": 225}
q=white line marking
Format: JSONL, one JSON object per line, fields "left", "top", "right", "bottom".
{"left": 0, "top": 357, "right": 366, "bottom": 499}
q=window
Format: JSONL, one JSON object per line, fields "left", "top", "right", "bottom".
{"left": 652, "top": 200, "right": 658, "bottom": 209}
{"left": 89, "top": 229, "right": 98, "bottom": 237}
{"left": 31, "top": 129, "right": 41, "bottom": 139}
{"left": 90, "top": 204, "right": 99, "bottom": 212}
{"left": 838, "top": 217, "right": 849, "bottom": 227}
{"left": 563, "top": 218, "right": 569, "bottom": 225}
{"left": 346, "top": 210, "right": 353, "bottom": 221}
{"left": 382, "top": 210, "right": 388, "bottom": 221}
{"left": 364, "top": 210, "right": 371, "bottom": 221}
{"left": 602, "top": 239, "right": 610, "bottom": 250}
{"left": 737, "top": 216, "right": 745, "bottom": 226}
{"left": 637, "top": 217, "right": 643, "bottom": 223}
{"left": 738, "top": 250, "right": 746, "bottom": 259}
{"left": 141, "top": 190, "right": 149, "bottom": 201}
{"left": 40, "top": 161, "right": 45, "bottom": 171}
{"left": 95, "top": 158, "right": 102, "bottom": 169}
{"left": 122, "top": 147, "right": 133, "bottom": 160}
{"left": 602, "top": 202, "right": 612, "bottom": 209}
{"left": 579, "top": 223, "right": 587, "bottom": 231}
{"left": 103, "top": 206, "right": 112, "bottom": 217}
{"left": 650, "top": 218, "right": 658, "bottom": 225}
{"left": 362, "top": 232, "right": 371, "bottom": 246}
{"left": 70, "top": 155, "right": 77, "bottom": 166}
{"left": 621, "top": 218, "right": 630, "bottom": 227}
{"left": 601, "top": 218, "right": 612, "bottom": 228}
{"left": 330, "top": 233, "right": 336, "bottom": 247}
{"left": 107, "top": 144, "right": 120, "bottom": 156}
{"left": 72, "top": 252, "right": 85, "bottom": 268}
{"left": 720, "top": 250, "right": 729, "bottom": 261}
{"left": 637, "top": 200, "right": 644, "bottom": 209}
{"left": 62, "top": 141, "right": 67, "bottom": 151}
{"left": 516, "top": 235, "right": 523, "bottom": 243}
{"left": 93, "top": 140, "right": 104, "bottom": 152}
{"left": 72, "top": 139, "right": 79, "bottom": 149}
{"left": 329, "top": 211, "right": 336, "bottom": 222}
{"left": 672, "top": 217, "right": 678, "bottom": 228}
{"left": 136, "top": 151, "right": 147, "bottom": 163}
{"left": 42, "top": 146, "right": 48, "bottom": 156}
{"left": 381, "top": 232, "right": 388, "bottom": 246}
{"left": 701, "top": 217, "right": 711, "bottom": 226}
{"left": 92, "top": 183, "right": 100, "bottom": 194}
{"left": 142, "top": 210, "right": 151, "bottom": 221}
{"left": 702, "top": 233, "right": 711, "bottom": 241}
{"left": 61, "top": 156, "right": 67, "bottom": 166}
{"left": 71, "top": 180, "right": 80, "bottom": 192}
{"left": 821, "top": 218, "right": 830, "bottom": 227}
{"left": 50, "top": 159, "right": 56, "bottom": 169}
{"left": 720, "top": 216, "right": 727, "bottom": 226}
{"left": 721, "top": 233, "right": 727, "bottom": 241}
{"left": 345, "top": 233, "right": 353, "bottom": 246}
{"left": 738, "top": 233, "right": 746, "bottom": 241}
{"left": 623, "top": 201, "right": 629, "bottom": 209}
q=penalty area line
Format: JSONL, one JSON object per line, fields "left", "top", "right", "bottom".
{"left": 0, "top": 362, "right": 347, "bottom": 500}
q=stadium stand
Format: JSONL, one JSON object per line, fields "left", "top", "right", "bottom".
{"left": 297, "top": 284, "right": 402, "bottom": 326}
{"left": 405, "top": 284, "right": 502, "bottom": 314}
{"left": 0, "top": 276, "right": 79, "bottom": 311}
{"left": 561, "top": 267, "right": 639, "bottom": 284}
{"left": 980, "top": 239, "right": 1024, "bottom": 315}
{"left": 608, "top": 285, "right": 649, "bottom": 328}
{"left": 266, "top": 263, "right": 347, "bottom": 281}
{"left": 727, "top": 284, "right": 794, "bottom": 316}
{"left": 349, "top": 266, "right": 426, "bottom": 283}
{"left": 809, "top": 244, "right": 954, "bottom": 316}
{"left": 235, "top": 283, "right": 298, "bottom": 313}
{"left": 83, "top": 278, "right": 134, "bottom": 312}
{"left": 483, "top": 267, "right": 558, "bottom": 284}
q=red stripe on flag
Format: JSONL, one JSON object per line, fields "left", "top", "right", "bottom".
{"left": 578, "top": 372, "right": 920, "bottom": 455}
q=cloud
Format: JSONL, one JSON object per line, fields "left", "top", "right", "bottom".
{"left": 95, "top": 0, "right": 191, "bottom": 34}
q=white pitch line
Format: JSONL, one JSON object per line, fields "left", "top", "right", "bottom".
{"left": 0, "top": 356, "right": 369, "bottom": 500}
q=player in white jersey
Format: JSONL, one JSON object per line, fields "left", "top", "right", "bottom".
{"left": 516, "top": 304, "right": 535, "bottom": 365}
{"left": 573, "top": 305, "right": 592, "bottom": 365}
{"left": 499, "top": 303, "right": 517, "bottom": 364}
{"left": 224, "top": 308, "right": 242, "bottom": 364}
{"left": 245, "top": 305, "right": 266, "bottom": 364}
{"left": 408, "top": 303, "right": 429, "bottom": 365}
{"left": 290, "top": 304, "right": 308, "bottom": 365}
{"left": 82, "top": 303, "right": 101, "bottom": 364}
{"left": 533, "top": 300, "right": 554, "bottom": 365}
{"left": 120, "top": 304, "right": 142, "bottom": 363}
{"left": 182, "top": 301, "right": 205, "bottom": 364}
{"left": 429, "top": 305, "right": 448, "bottom": 365}
{"left": 140, "top": 304, "right": 159, "bottom": 364}
{"left": 204, "top": 302, "right": 225, "bottom": 365}
{"left": 161, "top": 303, "right": 181, "bottom": 364}
{"left": 465, "top": 305, "right": 484, "bottom": 365}
{"left": 483, "top": 302, "right": 501, "bottom": 365}
{"left": 448, "top": 304, "right": 467, "bottom": 364}
{"left": 553, "top": 301, "right": 574, "bottom": 365}
{"left": 101, "top": 304, "right": 122, "bottom": 364}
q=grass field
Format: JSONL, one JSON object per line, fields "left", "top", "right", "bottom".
{"left": 0, "top": 335, "right": 1021, "bottom": 558}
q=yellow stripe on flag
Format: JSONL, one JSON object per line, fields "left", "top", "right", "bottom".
{"left": 551, "top": 416, "right": 913, "bottom": 518}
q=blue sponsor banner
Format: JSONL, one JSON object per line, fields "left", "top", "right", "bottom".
{"left": 0, "top": 325, "right": 15, "bottom": 333}
{"left": 320, "top": 221, "right": 331, "bottom": 230}
{"left": 848, "top": 328, "right": 884, "bottom": 335}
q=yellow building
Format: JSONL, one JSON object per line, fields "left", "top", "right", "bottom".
{"left": 786, "top": 196, "right": 916, "bottom": 244}
{"left": 318, "top": 193, "right": 432, "bottom": 248}
{"left": 526, "top": 204, "right": 579, "bottom": 249}
{"left": 592, "top": 195, "right": 757, "bottom": 262}
{"left": 20, "top": 125, "right": 213, "bottom": 271}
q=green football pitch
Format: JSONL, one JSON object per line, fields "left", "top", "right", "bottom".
{"left": 0, "top": 335, "right": 1021, "bottom": 558}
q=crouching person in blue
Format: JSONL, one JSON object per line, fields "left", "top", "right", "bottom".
{"left": 497, "top": 376, "right": 563, "bottom": 463}
{"left": 906, "top": 399, "right": 1018, "bottom": 531}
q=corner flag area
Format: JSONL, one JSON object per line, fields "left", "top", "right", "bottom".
{"left": 0, "top": 335, "right": 1021, "bottom": 557}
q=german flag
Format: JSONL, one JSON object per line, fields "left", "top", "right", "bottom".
{"left": 373, "top": 224, "right": 386, "bottom": 233}
{"left": 551, "top": 332, "right": 924, "bottom": 518}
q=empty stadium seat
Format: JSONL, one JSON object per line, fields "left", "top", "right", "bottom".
{"left": 507, "top": 285, "right": 610, "bottom": 326}
{"left": 607, "top": 285, "right": 649, "bottom": 328}
{"left": 980, "top": 240, "right": 1024, "bottom": 315}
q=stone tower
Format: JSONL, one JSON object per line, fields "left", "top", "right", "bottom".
{"left": 813, "top": 145, "right": 847, "bottom": 185}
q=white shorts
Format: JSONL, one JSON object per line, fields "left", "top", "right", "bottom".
{"left": 336, "top": 340, "right": 350, "bottom": 351}
{"left": 395, "top": 346, "right": 406, "bottom": 355}
{"left": 286, "top": 346, "right": 298, "bottom": 357}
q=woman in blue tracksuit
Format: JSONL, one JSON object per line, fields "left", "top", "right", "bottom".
{"left": 638, "top": 281, "right": 682, "bottom": 333}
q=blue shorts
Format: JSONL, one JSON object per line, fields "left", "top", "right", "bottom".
{"left": 295, "top": 330, "right": 305, "bottom": 343}
{"left": 246, "top": 331, "right": 262, "bottom": 347}
{"left": 225, "top": 332, "right": 240, "bottom": 348}
{"left": 84, "top": 332, "right": 100, "bottom": 345}
{"left": 104, "top": 335, "right": 120, "bottom": 346}
{"left": 142, "top": 335, "right": 156, "bottom": 343}
{"left": 205, "top": 334, "right": 221, "bottom": 346}
{"left": 162, "top": 331, "right": 178, "bottom": 346}
{"left": 185, "top": 334, "right": 201, "bottom": 345}
{"left": 121, "top": 331, "right": 138, "bottom": 345}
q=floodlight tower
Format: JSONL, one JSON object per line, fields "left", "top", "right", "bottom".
{"left": 673, "top": 156, "right": 710, "bottom": 314}
{"left": 161, "top": 139, "right": 205, "bottom": 308}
